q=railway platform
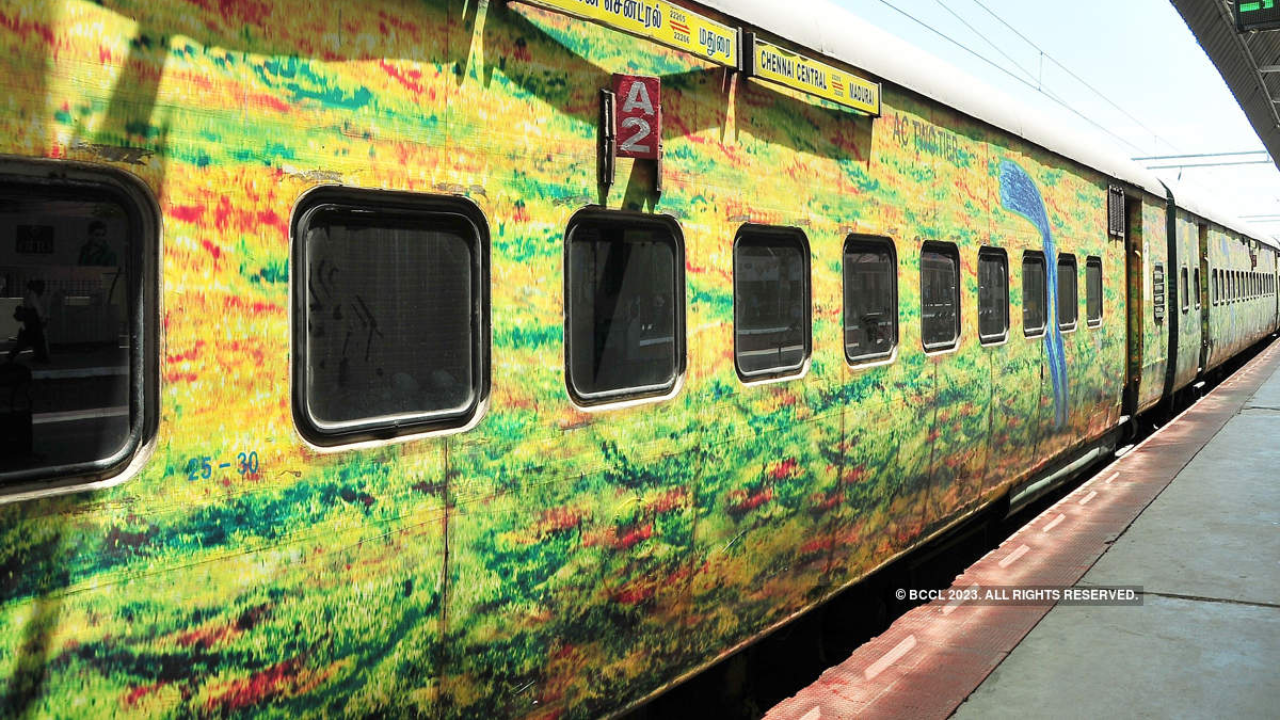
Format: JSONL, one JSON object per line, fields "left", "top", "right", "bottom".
{"left": 765, "top": 339, "right": 1280, "bottom": 720}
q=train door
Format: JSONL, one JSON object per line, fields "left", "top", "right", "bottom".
{"left": 1199, "top": 223, "right": 1211, "bottom": 373}
{"left": 1122, "top": 193, "right": 1143, "bottom": 420}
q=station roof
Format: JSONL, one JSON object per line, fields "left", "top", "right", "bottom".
{"left": 1169, "top": 0, "right": 1280, "bottom": 172}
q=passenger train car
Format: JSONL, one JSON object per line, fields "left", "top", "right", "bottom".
{"left": 1, "top": 0, "right": 1277, "bottom": 717}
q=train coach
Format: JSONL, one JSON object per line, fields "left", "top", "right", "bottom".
{"left": 1, "top": 0, "right": 1277, "bottom": 717}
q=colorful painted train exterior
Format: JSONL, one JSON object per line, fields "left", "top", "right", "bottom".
{"left": 1, "top": 1, "right": 1277, "bottom": 718}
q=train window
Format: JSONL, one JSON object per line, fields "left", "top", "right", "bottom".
{"left": 1057, "top": 254, "right": 1078, "bottom": 331}
{"left": 734, "top": 226, "right": 810, "bottom": 380}
{"left": 921, "top": 243, "right": 960, "bottom": 351}
{"left": 1023, "top": 252, "right": 1047, "bottom": 336}
{"left": 566, "top": 211, "right": 683, "bottom": 404}
{"left": 978, "top": 248, "right": 1009, "bottom": 343}
{"left": 843, "top": 236, "right": 898, "bottom": 364}
{"left": 1180, "top": 267, "right": 1189, "bottom": 313}
{"left": 1212, "top": 270, "right": 1219, "bottom": 305}
{"left": 1194, "top": 268, "right": 1201, "bottom": 310}
{"left": 0, "top": 163, "right": 157, "bottom": 491}
{"left": 1086, "top": 257, "right": 1103, "bottom": 326}
{"left": 1153, "top": 263, "right": 1165, "bottom": 323}
{"left": 293, "top": 189, "right": 488, "bottom": 443}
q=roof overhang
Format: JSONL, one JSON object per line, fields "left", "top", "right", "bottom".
{"left": 1169, "top": 0, "right": 1280, "bottom": 171}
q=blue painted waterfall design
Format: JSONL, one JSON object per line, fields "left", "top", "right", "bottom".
{"left": 1000, "top": 159, "right": 1069, "bottom": 430}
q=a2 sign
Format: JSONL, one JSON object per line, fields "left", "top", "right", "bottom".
{"left": 613, "top": 74, "right": 661, "bottom": 160}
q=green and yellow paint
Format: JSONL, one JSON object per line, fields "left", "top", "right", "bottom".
{"left": 0, "top": 1, "right": 1136, "bottom": 717}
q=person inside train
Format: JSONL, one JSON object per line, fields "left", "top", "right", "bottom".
{"left": 7, "top": 279, "right": 51, "bottom": 364}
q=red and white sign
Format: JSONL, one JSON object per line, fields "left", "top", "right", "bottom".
{"left": 613, "top": 75, "right": 661, "bottom": 160}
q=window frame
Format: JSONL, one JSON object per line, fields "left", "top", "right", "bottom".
{"left": 978, "top": 247, "right": 1010, "bottom": 345}
{"left": 0, "top": 160, "right": 159, "bottom": 495}
{"left": 290, "top": 187, "right": 491, "bottom": 445}
{"left": 1057, "top": 253, "right": 1079, "bottom": 332}
{"left": 1086, "top": 256, "right": 1104, "bottom": 327}
{"left": 843, "top": 235, "right": 900, "bottom": 366}
{"left": 732, "top": 224, "right": 811, "bottom": 382}
{"left": 1193, "top": 267, "right": 1201, "bottom": 310}
{"left": 562, "top": 208, "right": 686, "bottom": 407}
{"left": 920, "top": 241, "right": 962, "bottom": 353}
{"left": 1023, "top": 251, "right": 1048, "bottom": 338}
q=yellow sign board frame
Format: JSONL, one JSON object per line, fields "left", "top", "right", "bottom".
{"left": 515, "top": 0, "right": 739, "bottom": 69}
{"left": 748, "top": 36, "right": 881, "bottom": 116}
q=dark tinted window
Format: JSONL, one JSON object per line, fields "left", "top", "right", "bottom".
{"left": 1086, "top": 256, "right": 1103, "bottom": 325}
{"left": 1194, "top": 267, "right": 1201, "bottom": 309}
{"left": 294, "top": 190, "right": 487, "bottom": 441}
{"left": 1213, "top": 269, "right": 1219, "bottom": 305}
{"left": 1180, "top": 267, "right": 1189, "bottom": 312}
{"left": 921, "top": 243, "right": 960, "bottom": 351}
{"left": 567, "top": 212, "right": 682, "bottom": 403}
{"left": 1058, "top": 254, "right": 1078, "bottom": 330}
{"left": 844, "top": 237, "right": 897, "bottom": 363}
{"left": 1023, "top": 252, "right": 1047, "bottom": 335}
{"left": 734, "top": 227, "right": 809, "bottom": 378}
{"left": 0, "top": 168, "right": 154, "bottom": 488}
{"left": 978, "top": 248, "right": 1009, "bottom": 342}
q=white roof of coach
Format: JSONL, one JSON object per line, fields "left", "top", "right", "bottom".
{"left": 699, "top": 0, "right": 1278, "bottom": 248}
{"left": 1164, "top": 180, "right": 1279, "bottom": 249}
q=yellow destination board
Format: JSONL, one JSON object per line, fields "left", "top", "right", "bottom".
{"left": 518, "top": 0, "right": 739, "bottom": 68}
{"left": 750, "top": 37, "right": 880, "bottom": 116}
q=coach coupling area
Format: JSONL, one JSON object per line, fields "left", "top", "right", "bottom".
{"left": 767, "top": 339, "right": 1280, "bottom": 720}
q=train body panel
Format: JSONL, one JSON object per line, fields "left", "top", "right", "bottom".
{"left": 0, "top": 1, "right": 1274, "bottom": 718}
{"left": 1203, "top": 226, "right": 1274, "bottom": 371}
{"left": 1126, "top": 192, "right": 1172, "bottom": 416}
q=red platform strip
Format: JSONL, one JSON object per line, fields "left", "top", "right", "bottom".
{"left": 766, "top": 340, "right": 1280, "bottom": 720}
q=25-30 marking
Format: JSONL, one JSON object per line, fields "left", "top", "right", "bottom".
{"left": 186, "top": 451, "right": 260, "bottom": 481}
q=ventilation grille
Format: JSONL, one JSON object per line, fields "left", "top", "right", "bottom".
{"left": 1107, "top": 185, "right": 1125, "bottom": 239}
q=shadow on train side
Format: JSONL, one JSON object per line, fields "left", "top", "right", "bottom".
{"left": 0, "top": 0, "right": 882, "bottom": 717}
{"left": 2, "top": 3, "right": 74, "bottom": 715}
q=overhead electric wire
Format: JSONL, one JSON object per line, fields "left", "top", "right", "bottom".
{"left": 928, "top": 0, "right": 1039, "bottom": 86}
{"left": 870, "top": 0, "right": 1147, "bottom": 154}
{"left": 965, "top": 0, "right": 1178, "bottom": 152}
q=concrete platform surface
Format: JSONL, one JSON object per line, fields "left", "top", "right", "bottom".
{"left": 953, "top": 360, "right": 1280, "bottom": 719}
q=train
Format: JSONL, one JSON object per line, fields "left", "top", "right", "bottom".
{"left": 1, "top": 0, "right": 1277, "bottom": 717}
